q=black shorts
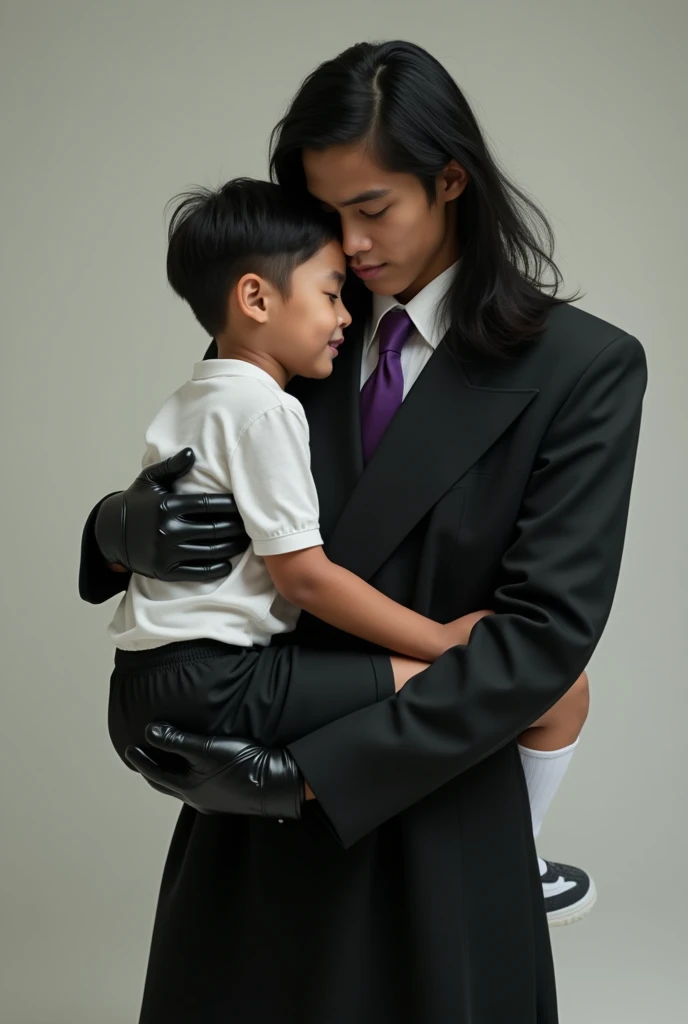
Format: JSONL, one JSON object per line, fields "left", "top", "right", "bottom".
{"left": 108, "top": 638, "right": 394, "bottom": 767}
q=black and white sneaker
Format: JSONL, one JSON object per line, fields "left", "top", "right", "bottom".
{"left": 540, "top": 859, "right": 597, "bottom": 927}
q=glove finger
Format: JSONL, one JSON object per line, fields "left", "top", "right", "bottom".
{"left": 169, "top": 521, "right": 248, "bottom": 544}
{"left": 125, "top": 745, "right": 183, "bottom": 790}
{"left": 175, "top": 540, "right": 247, "bottom": 559}
{"left": 164, "top": 491, "right": 240, "bottom": 518}
{"left": 142, "top": 448, "right": 196, "bottom": 486}
{"left": 144, "top": 722, "right": 214, "bottom": 767}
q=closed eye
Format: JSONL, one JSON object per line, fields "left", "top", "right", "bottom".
{"left": 326, "top": 293, "right": 339, "bottom": 303}
{"left": 360, "top": 207, "right": 389, "bottom": 220}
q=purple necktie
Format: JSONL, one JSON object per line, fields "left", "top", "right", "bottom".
{"left": 360, "top": 309, "right": 415, "bottom": 463}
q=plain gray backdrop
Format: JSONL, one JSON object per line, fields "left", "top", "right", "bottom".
{"left": 1, "top": 1, "right": 686, "bottom": 1021}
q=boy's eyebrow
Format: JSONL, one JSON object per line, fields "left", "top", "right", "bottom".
{"left": 326, "top": 270, "right": 346, "bottom": 284}
{"left": 339, "top": 188, "right": 391, "bottom": 207}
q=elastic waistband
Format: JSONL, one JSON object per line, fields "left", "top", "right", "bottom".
{"left": 114, "top": 638, "right": 253, "bottom": 671}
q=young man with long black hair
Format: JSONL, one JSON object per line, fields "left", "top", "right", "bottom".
{"left": 81, "top": 41, "right": 646, "bottom": 1024}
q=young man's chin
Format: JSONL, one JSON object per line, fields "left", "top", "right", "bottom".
{"left": 363, "top": 276, "right": 398, "bottom": 296}
{"left": 362, "top": 268, "right": 414, "bottom": 299}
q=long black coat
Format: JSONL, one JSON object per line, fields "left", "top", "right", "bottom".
{"left": 81, "top": 301, "right": 646, "bottom": 1023}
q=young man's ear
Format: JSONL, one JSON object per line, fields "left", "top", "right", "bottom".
{"left": 234, "top": 273, "right": 274, "bottom": 324}
{"left": 439, "top": 160, "right": 470, "bottom": 203}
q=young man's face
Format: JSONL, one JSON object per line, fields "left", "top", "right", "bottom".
{"left": 274, "top": 240, "right": 351, "bottom": 380}
{"left": 303, "top": 143, "right": 467, "bottom": 303}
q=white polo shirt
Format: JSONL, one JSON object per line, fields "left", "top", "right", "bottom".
{"left": 108, "top": 359, "right": 322, "bottom": 650}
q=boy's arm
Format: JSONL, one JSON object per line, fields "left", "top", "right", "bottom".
{"left": 264, "top": 547, "right": 466, "bottom": 661}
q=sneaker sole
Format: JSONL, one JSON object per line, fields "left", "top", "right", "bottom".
{"left": 547, "top": 876, "right": 597, "bottom": 928}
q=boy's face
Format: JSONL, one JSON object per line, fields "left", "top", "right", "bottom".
{"left": 272, "top": 240, "right": 351, "bottom": 380}
{"left": 303, "top": 142, "right": 467, "bottom": 304}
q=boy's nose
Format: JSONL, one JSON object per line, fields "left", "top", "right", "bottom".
{"left": 338, "top": 302, "right": 352, "bottom": 328}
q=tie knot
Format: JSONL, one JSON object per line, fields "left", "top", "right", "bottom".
{"left": 378, "top": 309, "right": 414, "bottom": 356}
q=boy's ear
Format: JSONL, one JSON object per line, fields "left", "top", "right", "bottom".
{"left": 235, "top": 273, "right": 274, "bottom": 324}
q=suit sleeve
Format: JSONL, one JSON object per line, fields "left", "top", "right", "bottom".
{"left": 78, "top": 495, "right": 131, "bottom": 604}
{"left": 288, "top": 334, "right": 648, "bottom": 847}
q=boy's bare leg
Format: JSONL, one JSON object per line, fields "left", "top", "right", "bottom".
{"left": 518, "top": 671, "right": 590, "bottom": 751}
{"left": 390, "top": 655, "right": 430, "bottom": 692}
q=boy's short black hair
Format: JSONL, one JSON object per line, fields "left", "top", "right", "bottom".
{"left": 166, "top": 178, "right": 338, "bottom": 336}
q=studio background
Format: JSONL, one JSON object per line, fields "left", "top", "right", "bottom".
{"left": 1, "top": 1, "right": 685, "bottom": 1020}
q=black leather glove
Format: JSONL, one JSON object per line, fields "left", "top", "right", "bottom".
{"left": 125, "top": 723, "right": 305, "bottom": 820}
{"left": 95, "top": 447, "right": 249, "bottom": 582}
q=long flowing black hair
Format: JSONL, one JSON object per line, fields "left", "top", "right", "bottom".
{"left": 270, "top": 40, "right": 578, "bottom": 359}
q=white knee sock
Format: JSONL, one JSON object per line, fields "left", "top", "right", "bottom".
{"left": 518, "top": 739, "right": 579, "bottom": 876}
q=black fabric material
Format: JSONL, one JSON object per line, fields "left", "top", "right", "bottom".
{"left": 109, "top": 639, "right": 393, "bottom": 765}
{"left": 80, "top": 301, "right": 647, "bottom": 1023}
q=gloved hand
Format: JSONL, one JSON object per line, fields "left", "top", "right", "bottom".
{"left": 94, "top": 447, "right": 249, "bottom": 582}
{"left": 125, "top": 723, "right": 305, "bottom": 820}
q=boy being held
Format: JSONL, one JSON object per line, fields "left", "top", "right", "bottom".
{"left": 107, "top": 179, "right": 574, "bottom": 814}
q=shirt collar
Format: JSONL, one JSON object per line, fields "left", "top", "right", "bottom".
{"left": 367, "top": 260, "right": 458, "bottom": 355}
{"left": 192, "top": 358, "right": 283, "bottom": 392}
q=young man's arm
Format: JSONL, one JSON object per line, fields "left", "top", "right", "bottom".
{"left": 283, "top": 334, "right": 647, "bottom": 845}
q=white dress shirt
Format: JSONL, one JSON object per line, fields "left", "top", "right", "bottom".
{"left": 109, "top": 360, "right": 321, "bottom": 650}
{"left": 360, "top": 261, "right": 458, "bottom": 397}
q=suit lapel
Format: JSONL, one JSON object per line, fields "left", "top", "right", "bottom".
{"left": 324, "top": 338, "right": 539, "bottom": 580}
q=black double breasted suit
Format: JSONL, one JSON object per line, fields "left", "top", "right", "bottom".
{"left": 81, "top": 298, "right": 646, "bottom": 1023}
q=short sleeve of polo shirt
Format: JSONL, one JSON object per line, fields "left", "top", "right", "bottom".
{"left": 228, "top": 402, "right": 323, "bottom": 556}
